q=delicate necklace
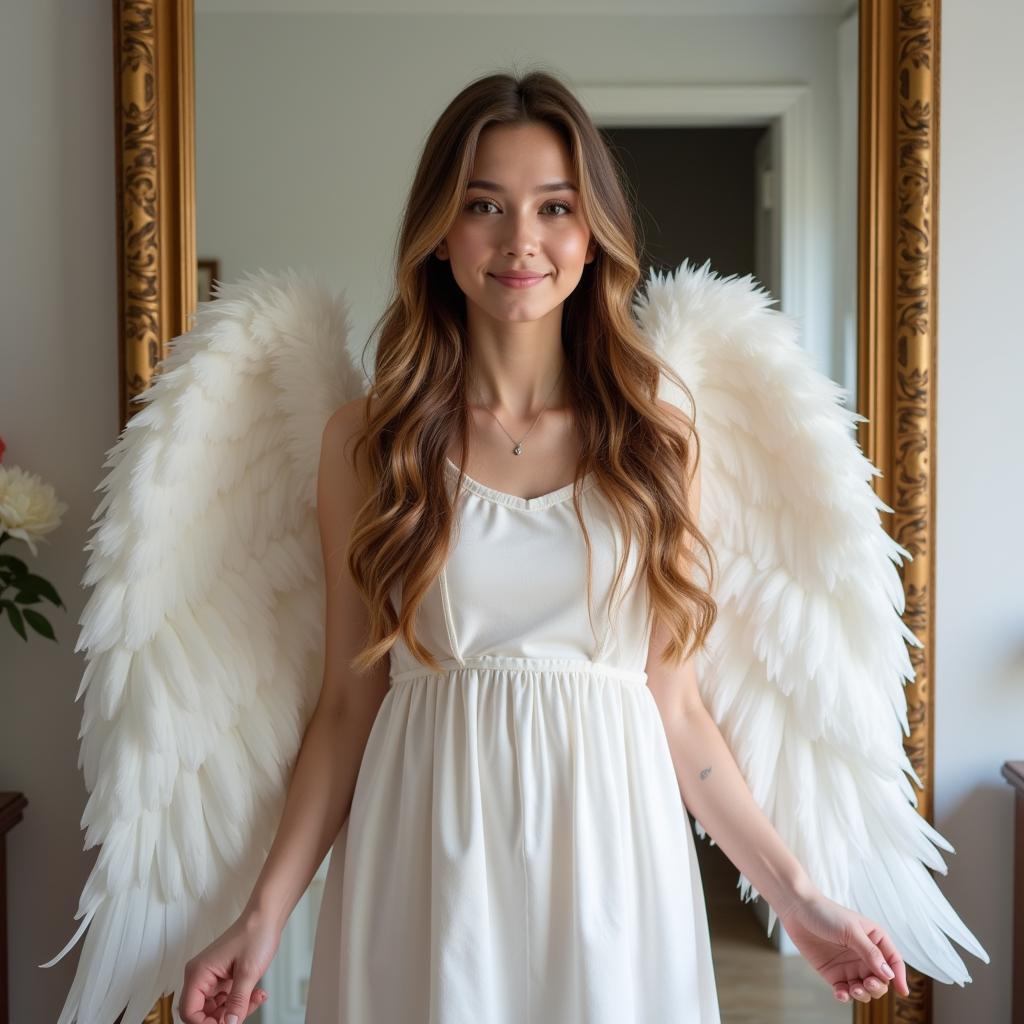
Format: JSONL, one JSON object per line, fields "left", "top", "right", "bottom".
{"left": 471, "top": 365, "right": 565, "bottom": 456}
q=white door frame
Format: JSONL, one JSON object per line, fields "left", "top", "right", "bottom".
{"left": 574, "top": 82, "right": 813, "bottom": 331}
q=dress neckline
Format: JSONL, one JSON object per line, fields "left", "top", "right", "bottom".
{"left": 444, "top": 456, "right": 597, "bottom": 511}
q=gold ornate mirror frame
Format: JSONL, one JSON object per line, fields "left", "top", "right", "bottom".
{"left": 110, "top": 1, "right": 941, "bottom": 1022}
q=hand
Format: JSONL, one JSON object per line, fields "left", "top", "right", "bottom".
{"left": 177, "top": 909, "right": 281, "bottom": 1023}
{"left": 778, "top": 892, "right": 911, "bottom": 1005}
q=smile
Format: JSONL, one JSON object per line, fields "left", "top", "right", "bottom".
{"left": 489, "top": 273, "right": 549, "bottom": 289}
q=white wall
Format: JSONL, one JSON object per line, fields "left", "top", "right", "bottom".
{"left": 0, "top": 2, "right": 118, "bottom": 1023}
{"left": 933, "top": 2, "right": 1024, "bottom": 1021}
{"left": 0, "top": 1, "right": 1017, "bottom": 1023}
{"left": 194, "top": 11, "right": 844, "bottom": 382}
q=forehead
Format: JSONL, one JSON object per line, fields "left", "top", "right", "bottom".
{"left": 470, "top": 123, "right": 575, "bottom": 187}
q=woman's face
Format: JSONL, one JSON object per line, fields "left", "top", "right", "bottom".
{"left": 436, "top": 121, "right": 597, "bottom": 325}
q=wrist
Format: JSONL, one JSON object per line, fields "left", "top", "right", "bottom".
{"left": 775, "top": 871, "right": 823, "bottom": 920}
{"left": 749, "top": 843, "right": 822, "bottom": 918}
{"left": 242, "top": 894, "right": 289, "bottom": 934}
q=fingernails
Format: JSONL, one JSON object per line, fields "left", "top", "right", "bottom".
{"left": 881, "top": 963, "right": 895, "bottom": 978}
{"left": 227, "top": 1016, "right": 238, "bottom": 1024}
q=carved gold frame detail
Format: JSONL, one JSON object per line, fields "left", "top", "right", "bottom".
{"left": 857, "top": 4, "right": 941, "bottom": 1018}
{"left": 110, "top": 0, "right": 941, "bottom": 1022}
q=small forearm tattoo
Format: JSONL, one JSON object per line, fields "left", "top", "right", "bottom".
{"left": 699, "top": 766, "right": 712, "bottom": 781}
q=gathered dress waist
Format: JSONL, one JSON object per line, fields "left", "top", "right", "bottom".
{"left": 389, "top": 653, "right": 648, "bottom": 686}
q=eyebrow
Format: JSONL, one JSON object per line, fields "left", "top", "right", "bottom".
{"left": 466, "top": 178, "right": 578, "bottom": 194}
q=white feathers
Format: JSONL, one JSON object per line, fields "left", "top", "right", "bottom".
{"left": 635, "top": 258, "right": 989, "bottom": 984}
{"left": 48, "top": 260, "right": 988, "bottom": 1022}
{"left": 43, "top": 268, "right": 364, "bottom": 1023}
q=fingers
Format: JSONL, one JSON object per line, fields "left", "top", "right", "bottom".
{"left": 850, "top": 920, "right": 913, "bottom": 997}
{"left": 178, "top": 958, "right": 227, "bottom": 1024}
{"left": 834, "top": 975, "right": 889, "bottom": 1004}
{"left": 831, "top": 978, "right": 880, "bottom": 1003}
{"left": 222, "top": 969, "right": 265, "bottom": 1023}
{"left": 832, "top": 916, "right": 908, "bottom": 1005}
{"left": 248, "top": 988, "right": 269, "bottom": 1015}
{"left": 849, "top": 922, "right": 894, "bottom": 982}
{"left": 188, "top": 987, "right": 269, "bottom": 1021}
{"left": 869, "top": 925, "right": 911, "bottom": 998}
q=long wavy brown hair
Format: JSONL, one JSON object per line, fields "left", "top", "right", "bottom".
{"left": 346, "top": 66, "right": 717, "bottom": 675}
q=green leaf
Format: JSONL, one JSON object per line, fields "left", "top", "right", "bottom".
{"left": 16, "top": 573, "right": 64, "bottom": 608}
{"left": 14, "top": 576, "right": 41, "bottom": 599}
{"left": 23, "top": 608, "right": 56, "bottom": 641}
{"left": 25, "top": 577, "right": 64, "bottom": 606}
{"left": 0, "top": 553, "right": 29, "bottom": 578}
{"left": 2, "top": 601, "right": 27, "bottom": 640}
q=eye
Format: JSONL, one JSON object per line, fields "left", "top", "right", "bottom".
{"left": 464, "top": 198, "right": 574, "bottom": 216}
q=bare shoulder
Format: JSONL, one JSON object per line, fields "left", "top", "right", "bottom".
{"left": 316, "top": 395, "right": 374, "bottom": 568}
{"left": 320, "top": 394, "right": 374, "bottom": 488}
{"left": 315, "top": 392, "right": 387, "bottom": 714}
{"left": 322, "top": 394, "right": 373, "bottom": 452}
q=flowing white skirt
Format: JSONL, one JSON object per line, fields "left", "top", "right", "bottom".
{"left": 305, "top": 660, "right": 721, "bottom": 1023}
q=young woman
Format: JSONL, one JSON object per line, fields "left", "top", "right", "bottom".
{"left": 178, "top": 69, "right": 908, "bottom": 1024}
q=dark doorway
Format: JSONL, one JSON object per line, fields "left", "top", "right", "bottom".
{"left": 600, "top": 125, "right": 774, "bottom": 293}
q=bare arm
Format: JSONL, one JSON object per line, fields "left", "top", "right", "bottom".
{"left": 644, "top": 404, "right": 909, "bottom": 1006}
{"left": 645, "top": 400, "right": 820, "bottom": 919}
{"left": 243, "top": 396, "right": 391, "bottom": 932}
{"left": 648, "top": 668, "right": 820, "bottom": 917}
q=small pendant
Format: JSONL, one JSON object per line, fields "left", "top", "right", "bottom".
{"left": 512, "top": 444, "right": 523, "bottom": 455}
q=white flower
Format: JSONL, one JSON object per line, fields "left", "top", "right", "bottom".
{"left": 0, "top": 464, "right": 68, "bottom": 557}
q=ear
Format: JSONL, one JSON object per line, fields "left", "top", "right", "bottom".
{"left": 435, "top": 240, "right": 449, "bottom": 261}
{"left": 585, "top": 236, "right": 598, "bottom": 264}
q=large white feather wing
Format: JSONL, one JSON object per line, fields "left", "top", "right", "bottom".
{"left": 634, "top": 259, "right": 990, "bottom": 985}
{"left": 41, "top": 267, "right": 367, "bottom": 1023}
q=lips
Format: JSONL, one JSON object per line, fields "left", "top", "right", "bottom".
{"left": 489, "top": 271, "right": 549, "bottom": 288}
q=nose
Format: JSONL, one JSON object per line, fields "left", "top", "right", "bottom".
{"left": 501, "top": 209, "right": 538, "bottom": 258}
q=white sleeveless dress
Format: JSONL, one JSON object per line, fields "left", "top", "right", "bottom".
{"left": 305, "top": 457, "right": 721, "bottom": 1023}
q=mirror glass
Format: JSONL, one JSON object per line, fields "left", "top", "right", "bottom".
{"left": 194, "top": 2, "right": 859, "bottom": 1020}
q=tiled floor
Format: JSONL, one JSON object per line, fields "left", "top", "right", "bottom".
{"left": 695, "top": 827, "right": 852, "bottom": 1024}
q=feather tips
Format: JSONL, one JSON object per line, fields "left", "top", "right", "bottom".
{"left": 49, "top": 259, "right": 989, "bottom": 1024}
{"left": 44, "top": 268, "right": 364, "bottom": 1023}
{"left": 635, "top": 258, "right": 989, "bottom": 985}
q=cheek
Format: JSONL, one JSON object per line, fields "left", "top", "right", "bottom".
{"left": 445, "top": 221, "right": 489, "bottom": 262}
{"left": 550, "top": 227, "right": 592, "bottom": 265}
